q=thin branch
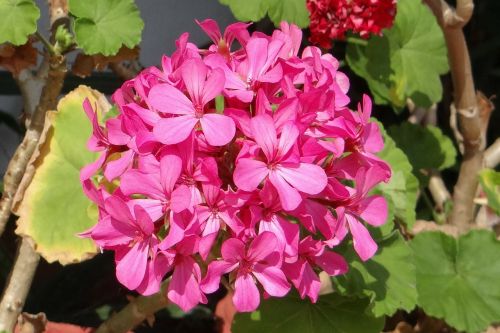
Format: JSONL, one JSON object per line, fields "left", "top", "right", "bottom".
{"left": 423, "top": 0, "right": 492, "bottom": 232}
{"left": 0, "top": 239, "right": 40, "bottom": 332}
{"left": 425, "top": 0, "right": 474, "bottom": 28}
{"left": 0, "top": 54, "right": 67, "bottom": 237}
{"left": 34, "top": 32, "right": 56, "bottom": 56}
{"left": 109, "top": 62, "right": 140, "bottom": 81}
{"left": 428, "top": 170, "right": 451, "bottom": 212}
{"left": 95, "top": 280, "right": 170, "bottom": 333}
{"left": 485, "top": 139, "right": 500, "bottom": 168}
{"left": 0, "top": 2, "right": 69, "bottom": 331}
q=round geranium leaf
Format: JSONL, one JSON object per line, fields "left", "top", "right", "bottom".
{"left": 69, "top": 0, "right": 144, "bottom": 56}
{"left": 412, "top": 230, "right": 500, "bottom": 332}
{"left": 14, "top": 86, "right": 111, "bottom": 264}
{"left": 0, "top": 0, "right": 40, "bottom": 45}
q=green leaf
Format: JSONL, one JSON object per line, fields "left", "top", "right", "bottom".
{"left": 219, "top": 0, "right": 309, "bottom": 28}
{"left": 388, "top": 123, "right": 456, "bottom": 179}
{"left": 219, "top": 0, "right": 269, "bottom": 22}
{"left": 346, "top": 0, "right": 449, "bottom": 110}
{"left": 232, "top": 294, "right": 384, "bottom": 333}
{"left": 0, "top": 0, "right": 40, "bottom": 45}
{"left": 411, "top": 230, "right": 500, "bottom": 332}
{"left": 479, "top": 169, "right": 500, "bottom": 215}
{"left": 14, "top": 86, "right": 110, "bottom": 264}
{"left": 267, "top": 0, "right": 309, "bottom": 28}
{"left": 375, "top": 121, "right": 419, "bottom": 228}
{"left": 334, "top": 231, "right": 417, "bottom": 317}
{"left": 69, "top": 0, "right": 144, "bottom": 56}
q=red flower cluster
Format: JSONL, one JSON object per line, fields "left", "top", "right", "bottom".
{"left": 307, "top": 0, "right": 397, "bottom": 48}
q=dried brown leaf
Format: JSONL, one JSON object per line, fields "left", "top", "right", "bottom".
{"left": 0, "top": 41, "right": 37, "bottom": 76}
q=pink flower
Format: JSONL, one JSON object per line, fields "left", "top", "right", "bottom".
{"left": 161, "top": 236, "right": 207, "bottom": 311}
{"left": 149, "top": 58, "right": 236, "bottom": 146}
{"left": 201, "top": 232, "right": 290, "bottom": 312}
{"left": 196, "top": 19, "right": 250, "bottom": 57}
{"left": 234, "top": 114, "right": 327, "bottom": 211}
{"left": 195, "top": 183, "right": 236, "bottom": 259}
{"left": 80, "top": 20, "right": 392, "bottom": 312}
{"left": 91, "top": 196, "right": 158, "bottom": 291}
{"left": 332, "top": 167, "right": 389, "bottom": 261}
{"left": 283, "top": 236, "right": 348, "bottom": 302}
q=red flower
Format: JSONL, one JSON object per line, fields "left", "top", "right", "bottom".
{"left": 307, "top": 0, "right": 397, "bottom": 48}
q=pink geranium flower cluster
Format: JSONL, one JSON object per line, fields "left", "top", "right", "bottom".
{"left": 80, "top": 20, "right": 390, "bottom": 313}
{"left": 307, "top": 0, "right": 397, "bottom": 48}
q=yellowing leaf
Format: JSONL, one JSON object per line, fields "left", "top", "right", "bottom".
{"left": 14, "top": 85, "right": 110, "bottom": 265}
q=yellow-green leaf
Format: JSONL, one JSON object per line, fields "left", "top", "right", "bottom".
{"left": 14, "top": 85, "right": 110, "bottom": 264}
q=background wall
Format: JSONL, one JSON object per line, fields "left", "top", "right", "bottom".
{"left": 0, "top": 0, "right": 235, "bottom": 175}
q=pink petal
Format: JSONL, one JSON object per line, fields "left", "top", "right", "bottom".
{"left": 120, "top": 170, "right": 163, "bottom": 200}
{"left": 200, "top": 113, "right": 236, "bottom": 146}
{"left": 181, "top": 58, "right": 208, "bottom": 104}
{"left": 247, "top": 231, "right": 278, "bottom": 262}
{"left": 358, "top": 195, "right": 388, "bottom": 227}
{"left": 221, "top": 238, "right": 246, "bottom": 262}
{"left": 277, "top": 121, "right": 299, "bottom": 158}
{"left": 233, "top": 158, "right": 269, "bottom": 192}
{"left": 346, "top": 214, "right": 377, "bottom": 261}
{"left": 148, "top": 83, "right": 194, "bottom": 115}
{"left": 245, "top": 38, "right": 269, "bottom": 83}
{"left": 283, "top": 260, "right": 321, "bottom": 302}
{"left": 363, "top": 123, "right": 384, "bottom": 153}
{"left": 268, "top": 171, "right": 302, "bottom": 211}
{"left": 259, "top": 63, "right": 283, "bottom": 83}
{"left": 80, "top": 152, "right": 105, "bottom": 182}
{"left": 130, "top": 199, "right": 164, "bottom": 222}
{"left": 258, "top": 216, "right": 299, "bottom": 260}
{"left": 89, "top": 216, "right": 133, "bottom": 247}
{"left": 196, "top": 19, "right": 222, "bottom": 44}
{"left": 202, "top": 68, "right": 225, "bottom": 106}
{"left": 160, "top": 154, "right": 182, "bottom": 194}
{"left": 250, "top": 114, "right": 278, "bottom": 161}
{"left": 201, "top": 260, "right": 238, "bottom": 294}
{"left": 104, "top": 196, "right": 133, "bottom": 223}
{"left": 170, "top": 184, "right": 195, "bottom": 213}
{"left": 277, "top": 163, "right": 327, "bottom": 195}
{"left": 161, "top": 211, "right": 187, "bottom": 249}
{"left": 252, "top": 264, "right": 290, "bottom": 297}
{"left": 168, "top": 257, "right": 203, "bottom": 312}
{"left": 133, "top": 205, "right": 154, "bottom": 236}
{"left": 153, "top": 115, "right": 198, "bottom": 145}
{"left": 115, "top": 241, "right": 149, "bottom": 290}
{"left": 233, "top": 272, "right": 260, "bottom": 312}
{"left": 104, "top": 149, "right": 134, "bottom": 181}
{"left": 224, "top": 108, "right": 253, "bottom": 137}
{"left": 314, "top": 251, "right": 348, "bottom": 276}
{"left": 136, "top": 253, "right": 171, "bottom": 296}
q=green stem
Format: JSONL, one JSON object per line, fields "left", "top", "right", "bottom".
{"left": 346, "top": 36, "right": 368, "bottom": 46}
{"left": 422, "top": 190, "right": 444, "bottom": 224}
{"left": 35, "top": 31, "right": 57, "bottom": 55}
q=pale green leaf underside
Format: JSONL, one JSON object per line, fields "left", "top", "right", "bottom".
{"left": 0, "top": 0, "right": 40, "bottom": 45}
{"left": 411, "top": 230, "right": 500, "bottom": 332}
{"left": 69, "top": 0, "right": 144, "bottom": 56}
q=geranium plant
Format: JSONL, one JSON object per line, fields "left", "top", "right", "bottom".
{"left": 0, "top": 0, "right": 498, "bottom": 333}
